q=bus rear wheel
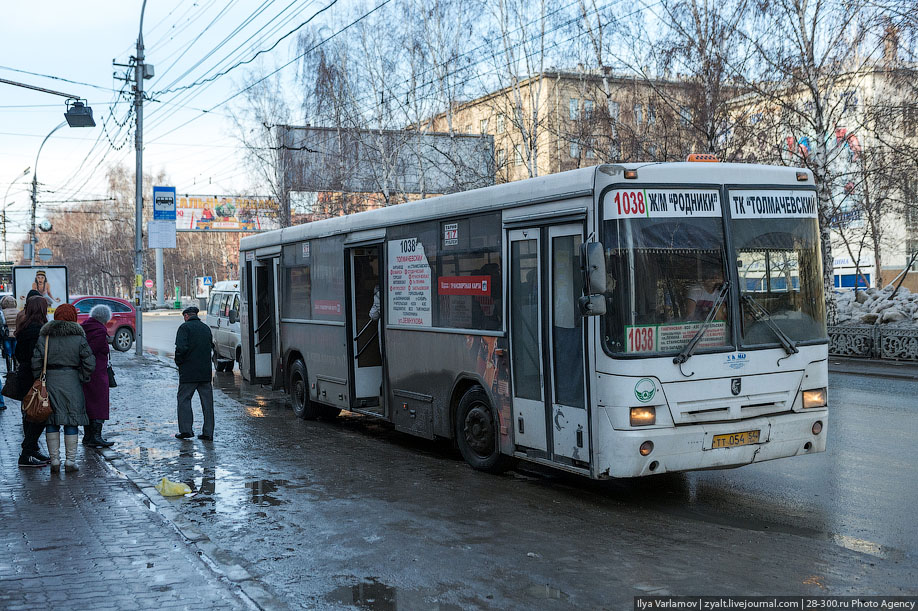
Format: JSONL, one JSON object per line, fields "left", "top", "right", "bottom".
{"left": 455, "top": 386, "right": 512, "bottom": 473}
{"left": 289, "top": 360, "right": 320, "bottom": 420}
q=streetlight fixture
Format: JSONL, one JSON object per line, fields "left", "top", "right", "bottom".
{"left": 64, "top": 100, "right": 95, "bottom": 128}
{"left": 3, "top": 167, "right": 31, "bottom": 261}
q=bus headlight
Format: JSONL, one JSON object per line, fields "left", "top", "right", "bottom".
{"left": 802, "top": 388, "right": 827, "bottom": 408}
{"left": 630, "top": 406, "right": 656, "bottom": 426}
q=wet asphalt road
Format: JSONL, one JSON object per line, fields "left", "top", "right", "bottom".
{"left": 115, "top": 314, "right": 917, "bottom": 609}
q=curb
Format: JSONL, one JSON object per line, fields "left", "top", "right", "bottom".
{"left": 95, "top": 447, "right": 286, "bottom": 610}
{"left": 828, "top": 359, "right": 918, "bottom": 381}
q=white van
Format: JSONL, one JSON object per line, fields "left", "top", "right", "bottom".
{"left": 206, "top": 280, "right": 241, "bottom": 372}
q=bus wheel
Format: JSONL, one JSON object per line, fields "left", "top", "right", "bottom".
{"left": 289, "top": 360, "right": 319, "bottom": 420}
{"left": 455, "top": 387, "right": 511, "bottom": 473}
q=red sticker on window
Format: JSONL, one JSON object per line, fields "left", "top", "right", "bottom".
{"left": 437, "top": 276, "right": 491, "bottom": 296}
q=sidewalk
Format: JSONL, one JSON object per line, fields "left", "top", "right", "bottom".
{"left": 828, "top": 356, "right": 918, "bottom": 380}
{"left": 0, "top": 407, "right": 252, "bottom": 610}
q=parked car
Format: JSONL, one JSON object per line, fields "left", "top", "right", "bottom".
{"left": 206, "top": 280, "right": 241, "bottom": 372}
{"left": 71, "top": 296, "right": 136, "bottom": 352}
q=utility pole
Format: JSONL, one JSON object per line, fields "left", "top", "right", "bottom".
{"left": 133, "top": 1, "right": 151, "bottom": 355}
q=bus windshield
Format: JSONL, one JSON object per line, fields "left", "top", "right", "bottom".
{"left": 601, "top": 188, "right": 732, "bottom": 356}
{"left": 729, "top": 190, "right": 826, "bottom": 346}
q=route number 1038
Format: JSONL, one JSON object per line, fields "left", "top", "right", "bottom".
{"left": 627, "top": 326, "right": 656, "bottom": 352}
{"left": 613, "top": 190, "right": 646, "bottom": 216}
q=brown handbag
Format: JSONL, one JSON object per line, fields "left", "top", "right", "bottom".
{"left": 22, "top": 336, "right": 51, "bottom": 423}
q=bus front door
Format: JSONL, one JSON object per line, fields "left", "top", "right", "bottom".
{"left": 509, "top": 225, "right": 590, "bottom": 466}
{"left": 252, "top": 256, "right": 279, "bottom": 383}
{"left": 348, "top": 246, "right": 383, "bottom": 411}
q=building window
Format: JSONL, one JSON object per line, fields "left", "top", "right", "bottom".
{"left": 905, "top": 105, "right": 917, "bottom": 137}
{"left": 569, "top": 97, "right": 580, "bottom": 120}
{"left": 496, "top": 114, "right": 505, "bottom": 134}
{"left": 585, "top": 141, "right": 595, "bottom": 159}
{"left": 584, "top": 100, "right": 594, "bottom": 119}
{"left": 570, "top": 140, "right": 580, "bottom": 159}
{"left": 609, "top": 101, "right": 620, "bottom": 123}
{"left": 679, "top": 106, "right": 692, "bottom": 126}
{"left": 466, "top": 125, "right": 473, "bottom": 134}
{"left": 908, "top": 239, "right": 918, "bottom": 270}
{"left": 514, "top": 145, "right": 523, "bottom": 166}
{"left": 634, "top": 104, "right": 643, "bottom": 125}
{"left": 647, "top": 106, "right": 656, "bottom": 126}
{"left": 479, "top": 118, "right": 489, "bottom": 134}
{"left": 496, "top": 148, "right": 506, "bottom": 168}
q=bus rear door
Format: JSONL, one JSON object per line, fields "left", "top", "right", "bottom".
{"left": 508, "top": 224, "right": 590, "bottom": 468}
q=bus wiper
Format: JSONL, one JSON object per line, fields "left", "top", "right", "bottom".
{"left": 741, "top": 294, "right": 799, "bottom": 357}
{"left": 673, "top": 281, "right": 730, "bottom": 367}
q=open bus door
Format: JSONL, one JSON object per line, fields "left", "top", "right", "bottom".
{"left": 246, "top": 254, "right": 280, "bottom": 385}
{"left": 508, "top": 224, "right": 591, "bottom": 469}
{"left": 346, "top": 245, "right": 384, "bottom": 413}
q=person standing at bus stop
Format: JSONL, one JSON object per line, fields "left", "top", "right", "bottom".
{"left": 174, "top": 306, "right": 214, "bottom": 441}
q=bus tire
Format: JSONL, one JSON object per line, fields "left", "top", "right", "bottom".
{"left": 455, "top": 386, "right": 512, "bottom": 473}
{"left": 289, "top": 360, "right": 320, "bottom": 420}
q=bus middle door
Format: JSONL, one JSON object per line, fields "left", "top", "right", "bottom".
{"left": 509, "top": 224, "right": 590, "bottom": 467}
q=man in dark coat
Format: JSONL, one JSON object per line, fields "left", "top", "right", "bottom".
{"left": 174, "top": 306, "right": 214, "bottom": 440}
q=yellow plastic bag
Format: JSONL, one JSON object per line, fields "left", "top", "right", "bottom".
{"left": 154, "top": 477, "right": 192, "bottom": 497}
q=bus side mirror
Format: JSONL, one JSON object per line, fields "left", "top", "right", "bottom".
{"left": 582, "top": 242, "right": 606, "bottom": 294}
{"left": 229, "top": 309, "right": 238, "bottom": 324}
{"left": 578, "top": 294, "right": 606, "bottom": 316}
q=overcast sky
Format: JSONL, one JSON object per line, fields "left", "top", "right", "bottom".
{"left": 0, "top": 1, "right": 321, "bottom": 253}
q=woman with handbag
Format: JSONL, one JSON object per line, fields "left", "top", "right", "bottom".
{"left": 13, "top": 294, "right": 51, "bottom": 467}
{"left": 33, "top": 303, "right": 95, "bottom": 473}
{"left": 80, "top": 304, "right": 114, "bottom": 448}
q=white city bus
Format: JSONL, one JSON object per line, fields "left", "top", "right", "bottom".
{"left": 239, "top": 161, "right": 828, "bottom": 478}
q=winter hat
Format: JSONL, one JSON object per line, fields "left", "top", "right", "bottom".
{"left": 53, "top": 303, "right": 78, "bottom": 322}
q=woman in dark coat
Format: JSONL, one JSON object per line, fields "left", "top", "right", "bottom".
{"left": 15, "top": 293, "right": 51, "bottom": 467}
{"left": 81, "top": 304, "right": 113, "bottom": 448}
{"left": 34, "top": 304, "right": 95, "bottom": 473}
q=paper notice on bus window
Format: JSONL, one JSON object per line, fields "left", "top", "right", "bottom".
{"left": 729, "top": 190, "right": 817, "bottom": 218}
{"left": 657, "top": 321, "right": 727, "bottom": 352}
{"left": 625, "top": 321, "right": 727, "bottom": 353}
{"left": 388, "top": 238, "right": 432, "bottom": 327}
{"left": 604, "top": 189, "right": 722, "bottom": 220}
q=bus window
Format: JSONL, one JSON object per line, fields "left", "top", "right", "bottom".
{"left": 602, "top": 212, "right": 731, "bottom": 356}
{"left": 437, "top": 213, "right": 501, "bottom": 331}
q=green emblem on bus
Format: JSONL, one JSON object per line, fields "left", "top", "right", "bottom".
{"left": 634, "top": 378, "right": 656, "bottom": 403}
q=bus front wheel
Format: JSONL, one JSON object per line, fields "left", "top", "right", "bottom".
{"left": 455, "top": 387, "right": 512, "bottom": 473}
{"left": 290, "top": 360, "right": 320, "bottom": 420}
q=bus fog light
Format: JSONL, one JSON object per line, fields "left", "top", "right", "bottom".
{"left": 630, "top": 406, "right": 656, "bottom": 426}
{"left": 803, "top": 388, "right": 827, "bottom": 408}
{"left": 812, "top": 421, "right": 823, "bottom": 435}
{"left": 639, "top": 441, "right": 654, "bottom": 456}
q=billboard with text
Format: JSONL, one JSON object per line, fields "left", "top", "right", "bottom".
{"left": 176, "top": 195, "right": 280, "bottom": 232}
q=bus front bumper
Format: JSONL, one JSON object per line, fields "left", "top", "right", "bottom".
{"left": 594, "top": 409, "right": 827, "bottom": 479}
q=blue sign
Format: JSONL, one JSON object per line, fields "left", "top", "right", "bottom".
{"left": 202, "top": 276, "right": 213, "bottom": 286}
{"left": 153, "top": 186, "right": 177, "bottom": 221}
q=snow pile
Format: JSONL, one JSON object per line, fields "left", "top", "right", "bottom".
{"left": 834, "top": 286, "right": 918, "bottom": 326}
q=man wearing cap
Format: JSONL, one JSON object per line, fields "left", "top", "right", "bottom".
{"left": 174, "top": 306, "right": 215, "bottom": 440}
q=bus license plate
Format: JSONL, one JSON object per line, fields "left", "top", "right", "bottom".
{"left": 711, "top": 430, "right": 760, "bottom": 449}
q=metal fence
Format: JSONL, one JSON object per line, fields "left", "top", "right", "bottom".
{"left": 828, "top": 325, "right": 918, "bottom": 361}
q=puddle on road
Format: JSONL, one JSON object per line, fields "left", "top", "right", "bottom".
{"left": 326, "top": 579, "right": 463, "bottom": 610}
{"left": 186, "top": 472, "right": 292, "bottom": 509}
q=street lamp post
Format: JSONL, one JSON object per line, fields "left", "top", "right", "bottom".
{"left": 133, "top": 0, "right": 151, "bottom": 356}
{"left": 30, "top": 122, "right": 67, "bottom": 265}
{"left": 3, "top": 167, "right": 30, "bottom": 261}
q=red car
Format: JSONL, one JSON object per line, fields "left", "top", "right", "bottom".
{"left": 71, "top": 296, "right": 136, "bottom": 352}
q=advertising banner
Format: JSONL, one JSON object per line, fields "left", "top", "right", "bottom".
{"left": 176, "top": 195, "right": 280, "bottom": 232}
{"left": 13, "top": 266, "right": 69, "bottom": 313}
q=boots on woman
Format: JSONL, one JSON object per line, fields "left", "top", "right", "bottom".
{"left": 82, "top": 423, "right": 94, "bottom": 446}
{"left": 91, "top": 420, "right": 114, "bottom": 448}
{"left": 46, "top": 431, "right": 61, "bottom": 472}
{"left": 64, "top": 434, "right": 79, "bottom": 472}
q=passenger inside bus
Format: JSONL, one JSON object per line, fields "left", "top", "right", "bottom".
{"left": 684, "top": 268, "right": 726, "bottom": 321}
